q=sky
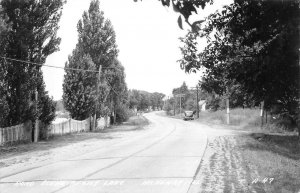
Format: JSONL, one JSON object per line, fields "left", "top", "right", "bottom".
{"left": 43, "top": 0, "right": 232, "bottom": 100}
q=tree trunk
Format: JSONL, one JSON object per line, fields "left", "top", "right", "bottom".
{"left": 114, "top": 108, "right": 116, "bottom": 124}
{"left": 298, "top": 125, "right": 300, "bottom": 142}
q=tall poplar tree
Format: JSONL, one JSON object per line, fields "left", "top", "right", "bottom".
{"left": 0, "top": 0, "right": 64, "bottom": 127}
{"left": 63, "top": 50, "right": 97, "bottom": 120}
{"left": 63, "top": 0, "right": 120, "bottom": 120}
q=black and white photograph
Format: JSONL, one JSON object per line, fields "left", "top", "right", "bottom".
{"left": 0, "top": 0, "right": 299, "bottom": 192}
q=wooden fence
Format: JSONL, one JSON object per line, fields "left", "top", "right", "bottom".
{"left": 0, "top": 116, "right": 111, "bottom": 145}
{"left": 0, "top": 121, "right": 32, "bottom": 145}
{"left": 47, "top": 117, "right": 91, "bottom": 137}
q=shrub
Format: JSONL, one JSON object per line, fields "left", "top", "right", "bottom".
{"left": 115, "top": 104, "right": 130, "bottom": 123}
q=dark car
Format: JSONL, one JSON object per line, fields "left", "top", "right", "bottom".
{"left": 183, "top": 111, "right": 194, "bottom": 121}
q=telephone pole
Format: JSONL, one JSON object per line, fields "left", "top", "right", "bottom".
{"left": 93, "top": 65, "right": 102, "bottom": 130}
{"left": 190, "top": 85, "right": 200, "bottom": 118}
{"left": 175, "top": 94, "right": 185, "bottom": 117}
{"left": 34, "top": 89, "right": 39, "bottom": 142}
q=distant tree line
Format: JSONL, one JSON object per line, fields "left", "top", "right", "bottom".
{"left": 128, "top": 89, "right": 165, "bottom": 111}
{"left": 164, "top": 82, "right": 207, "bottom": 115}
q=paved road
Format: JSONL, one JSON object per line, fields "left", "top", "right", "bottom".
{"left": 0, "top": 112, "right": 209, "bottom": 193}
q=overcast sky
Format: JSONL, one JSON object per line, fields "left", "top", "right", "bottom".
{"left": 42, "top": 0, "right": 231, "bottom": 100}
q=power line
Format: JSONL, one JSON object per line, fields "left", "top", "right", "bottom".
{"left": 0, "top": 56, "right": 99, "bottom": 73}
{"left": 0, "top": 55, "right": 129, "bottom": 102}
{"left": 104, "top": 78, "right": 129, "bottom": 103}
{"left": 0, "top": 56, "right": 122, "bottom": 73}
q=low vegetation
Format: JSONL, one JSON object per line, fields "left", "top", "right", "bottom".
{"left": 198, "top": 135, "right": 300, "bottom": 193}
{"left": 194, "top": 108, "right": 300, "bottom": 192}
{"left": 238, "top": 134, "right": 300, "bottom": 193}
{"left": 197, "top": 108, "right": 299, "bottom": 135}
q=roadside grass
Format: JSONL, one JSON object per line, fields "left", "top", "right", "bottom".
{"left": 194, "top": 108, "right": 300, "bottom": 192}
{"left": 197, "top": 108, "right": 298, "bottom": 134}
{"left": 236, "top": 134, "right": 300, "bottom": 193}
{"left": 198, "top": 108, "right": 261, "bottom": 127}
{"left": 99, "top": 115, "right": 149, "bottom": 133}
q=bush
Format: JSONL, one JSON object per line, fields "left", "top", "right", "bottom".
{"left": 164, "top": 102, "right": 173, "bottom": 116}
{"left": 115, "top": 104, "right": 130, "bottom": 123}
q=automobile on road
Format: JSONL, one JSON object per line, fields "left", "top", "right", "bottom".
{"left": 183, "top": 111, "right": 194, "bottom": 121}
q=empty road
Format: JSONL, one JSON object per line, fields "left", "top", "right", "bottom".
{"left": 0, "top": 112, "right": 211, "bottom": 193}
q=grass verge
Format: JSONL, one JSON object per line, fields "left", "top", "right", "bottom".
{"left": 237, "top": 134, "right": 300, "bottom": 193}
{"left": 197, "top": 135, "right": 300, "bottom": 193}
{"left": 193, "top": 108, "right": 299, "bottom": 192}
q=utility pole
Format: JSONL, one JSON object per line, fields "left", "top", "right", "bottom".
{"left": 173, "top": 96, "right": 176, "bottom": 116}
{"left": 93, "top": 65, "right": 101, "bottom": 130}
{"left": 196, "top": 86, "right": 199, "bottom": 118}
{"left": 34, "top": 63, "right": 40, "bottom": 143}
{"left": 34, "top": 89, "right": 39, "bottom": 142}
{"left": 226, "top": 98, "right": 230, "bottom": 124}
{"left": 175, "top": 94, "right": 185, "bottom": 117}
{"left": 179, "top": 95, "right": 182, "bottom": 116}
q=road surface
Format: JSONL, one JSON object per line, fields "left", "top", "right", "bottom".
{"left": 0, "top": 112, "right": 213, "bottom": 193}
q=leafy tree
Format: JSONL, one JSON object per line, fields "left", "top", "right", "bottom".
{"left": 163, "top": 98, "right": 174, "bottom": 116}
{"left": 63, "top": 0, "right": 122, "bottom": 121}
{"left": 128, "top": 89, "right": 164, "bottom": 111}
{"left": 0, "top": 10, "right": 9, "bottom": 127}
{"left": 179, "top": 0, "right": 300, "bottom": 136}
{"left": 139, "top": 91, "right": 151, "bottom": 111}
{"left": 149, "top": 92, "right": 165, "bottom": 110}
{"left": 0, "top": 0, "right": 63, "bottom": 127}
{"left": 128, "top": 89, "right": 141, "bottom": 109}
{"left": 135, "top": 0, "right": 212, "bottom": 30}
{"left": 115, "top": 103, "right": 130, "bottom": 123}
{"left": 77, "top": 0, "right": 118, "bottom": 69}
{"left": 105, "top": 59, "right": 128, "bottom": 123}
{"left": 172, "top": 82, "right": 191, "bottom": 109}
{"left": 67, "top": 0, "right": 120, "bottom": 120}
{"left": 63, "top": 52, "right": 96, "bottom": 120}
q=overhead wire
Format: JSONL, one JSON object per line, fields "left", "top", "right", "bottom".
{"left": 0, "top": 56, "right": 121, "bottom": 73}
{"left": 1, "top": 55, "right": 129, "bottom": 102}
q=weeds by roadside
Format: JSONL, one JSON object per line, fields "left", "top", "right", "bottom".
{"left": 237, "top": 134, "right": 300, "bottom": 193}
{"left": 193, "top": 108, "right": 300, "bottom": 192}
{"left": 197, "top": 135, "right": 300, "bottom": 193}
{"left": 197, "top": 108, "right": 298, "bottom": 135}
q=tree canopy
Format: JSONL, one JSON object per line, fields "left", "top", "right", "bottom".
{"left": 128, "top": 89, "right": 165, "bottom": 111}
{"left": 179, "top": 0, "right": 299, "bottom": 113}
{"left": 63, "top": 0, "right": 127, "bottom": 122}
{"left": 0, "top": 0, "right": 64, "bottom": 127}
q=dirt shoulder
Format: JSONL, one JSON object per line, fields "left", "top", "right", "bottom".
{"left": 0, "top": 115, "right": 149, "bottom": 170}
{"left": 195, "top": 128, "right": 300, "bottom": 193}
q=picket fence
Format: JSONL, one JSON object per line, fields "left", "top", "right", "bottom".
{"left": 0, "top": 116, "right": 111, "bottom": 145}
{"left": 47, "top": 117, "right": 91, "bottom": 137}
{"left": 0, "top": 121, "right": 32, "bottom": 145}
